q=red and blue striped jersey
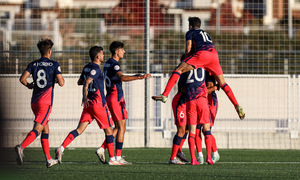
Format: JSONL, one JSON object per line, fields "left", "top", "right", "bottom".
{"left": 25, "top": 57, "right": 62, "bottom": 105}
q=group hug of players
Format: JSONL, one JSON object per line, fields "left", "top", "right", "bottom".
{"left": 14, "top": 16, "right": 245, "bottom": 167}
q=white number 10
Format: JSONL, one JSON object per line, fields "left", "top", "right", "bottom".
{"left": 200, "top": 31, "right": 212, "bottom": 43}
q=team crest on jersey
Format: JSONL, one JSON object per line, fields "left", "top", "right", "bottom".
{"left": 114, "top": 65, "right": 120, "bottom": 71}
{"left": 90, "top": 69, "right": 96, "bottom": 76}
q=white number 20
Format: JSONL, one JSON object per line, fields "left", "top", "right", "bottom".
{"left": 186, "top": 68, "right": 205, "bottom": 84}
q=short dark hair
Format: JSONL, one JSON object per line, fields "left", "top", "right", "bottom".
{"left": 109, "top": 41, "right": 124, "bottom": 55}
{"left": 188, "top": 17, "right": 201, "bottom": 28}
{"left": 89, "top": 46, "right": 103, "bottom": 61}
{"left": 37, "top": 38, "right": 54, "bottom": 56}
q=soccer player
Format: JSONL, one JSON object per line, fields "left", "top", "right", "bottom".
{"left": 15, "top": 38, "right": 64, "bottom": 168}
{"left": 169, "top": 55, "right": 190, "bottom": 165}
{"left": 152, "top": 16, "right": 245, "bottom": 120}
{"left": 96, "top": 41, "right": 151, "bottom": 165}
{"left": 196, "top": 72, "right": 220, "bottom": 164}
{"left": 206, "top": 73, "right": 220, "bottom": 163}
{"left": 55, "top": 46, "right": 120, "bottom": 165}
{"left": 184, "top": 67, "right": 215, "bottom": 165}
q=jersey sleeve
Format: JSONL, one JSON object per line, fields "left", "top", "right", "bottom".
{"left": 54, "top": 62, "right": 62, "bottom": 75}
{"left": 112, "top": 62, "right": 122, "bottom": 75}
{"left": 25, "top": 62, "right": 33, "bottom": 74}
{"left": 79, "top": 68, "right": 85, "bottom": 80}
{"left": 88, "top": 66, "right": 101, "bottom": 80}
{"left": 186, "top": 30, "right": 193, "bottom": 41}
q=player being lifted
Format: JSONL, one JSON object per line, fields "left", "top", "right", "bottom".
{"left": 55, "top": 46, "right": 120, "bottom": 165}
{"left": 152, "top": 17, "right": 245, "bottom": 120}
{"left": 95, "top": 41, "right": 151, "bottom": 165}
{"left": 15, "top": 38, "right": 64, "bottom": 168}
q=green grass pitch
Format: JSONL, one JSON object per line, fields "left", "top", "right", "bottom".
{"left": 0, "top": 148, "right": 300, "bottom": 179}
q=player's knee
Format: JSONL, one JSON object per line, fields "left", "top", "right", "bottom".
{"left": 202, "top": 123, "right": 211, "bottom": 132}
{"left": 119, "top": 126, "right": 126, "bottom": 134}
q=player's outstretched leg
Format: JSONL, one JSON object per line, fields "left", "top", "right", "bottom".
{"left": 235, "top": 105, "right": 245, "bottom": 120}
{"left": 152, "top": 94, "right": 168, "bottom": 103}
{"left": 55, "top": 129, "right": 79, "bottom": 164}
{"left": 152, "top": 70, "right": 182, "bottom": 103}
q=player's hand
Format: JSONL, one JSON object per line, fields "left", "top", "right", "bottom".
{"left": 27, "top": 82, "right": 34, "bottom": 89}
{"left": 143, "top": 74, "right": 151, "bottom": 79}
{"left": 134, "top": 74, "right": 151, "bottom": 79}
{"left": 82, "top": 96, "right": 91, "bottom": 108}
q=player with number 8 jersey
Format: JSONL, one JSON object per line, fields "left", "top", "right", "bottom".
{"left": 15, "top": 38, "right": 64, "bottom": 168}
{"left": 27, "top": 56, "right": 62, "bottom": 106}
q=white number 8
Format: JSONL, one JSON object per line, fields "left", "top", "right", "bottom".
{"left": 37, "top": 69, "right": 47, "bottom": 88}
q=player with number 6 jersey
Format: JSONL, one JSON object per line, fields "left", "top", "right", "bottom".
{"left": 15, "top": 38, "right": 64, "bottom": 168}
{"left": 169, "top": 55, "right": 189, "bottom": 165}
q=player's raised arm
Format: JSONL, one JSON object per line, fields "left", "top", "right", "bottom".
{"left": 115, "top": 71, "right": 151, "bottom": 82}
